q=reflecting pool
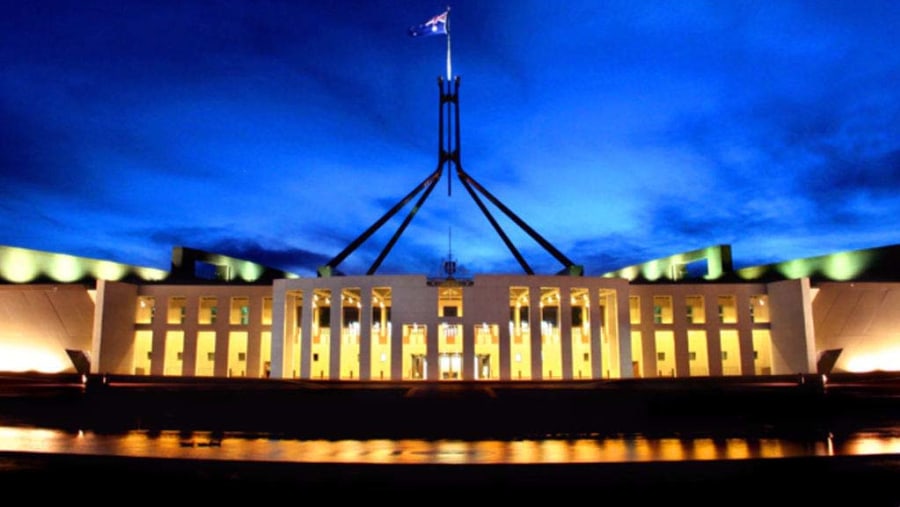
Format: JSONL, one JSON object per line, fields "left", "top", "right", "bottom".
{"left": 1, "top": 425, "right": 898, "bottom": 465}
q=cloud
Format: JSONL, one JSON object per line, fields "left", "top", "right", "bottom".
{"left": 2, "top": 0, "right": 900, "bottom": 277}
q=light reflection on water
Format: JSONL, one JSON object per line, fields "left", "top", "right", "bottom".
{"left": 1, "top": 426, "right": 898, "bottom": 464}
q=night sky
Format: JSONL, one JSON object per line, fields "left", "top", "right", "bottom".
{"left": 2, "top": 1, "right": 899, "bottom": 278}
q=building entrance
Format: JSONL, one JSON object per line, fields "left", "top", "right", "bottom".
{"left": 476, "top": 353, "right": 491, "bottom": 379}
{"left": 439, "top": 352, "right": 462, "bottom": 379}
{"left": 410, "top": 354, "right": 426, "bottom": 379}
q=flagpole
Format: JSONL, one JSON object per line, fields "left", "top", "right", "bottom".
{"left": 446, "top": 7, "right": 452, "bottom": 80}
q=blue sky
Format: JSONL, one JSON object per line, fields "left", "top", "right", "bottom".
{"left": 2, "top": 1, "right": 899, "bottom": 278}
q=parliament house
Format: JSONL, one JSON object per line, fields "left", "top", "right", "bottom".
{"left": 2, "top": 77, "right": 898, "bottom": 382}
{"left": 2, "top": 240, "right": 898, "bottom": 381}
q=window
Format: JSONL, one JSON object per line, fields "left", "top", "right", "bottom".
{"left": 372, "top": 287, "right": 392, "bottom": 344}
{"left": 717, "top": 295, "right": 737, "bottom": 324}
{"left": 685, "top": 295, "right": 705, "bottom": 324}
{"left": 199, "top": 297, "right": 218, "bottom": 325}
{"left": 629, "top": 296, "right": 641, "bottom": 324}
{"left": 509, "top": 292, "right": 529, "bottom": 342}
{"left": 135, "top": 296, "right": 156, "bottom": 324}
{"left": 750, "top": 295, "right": 770, "bottom": 323}
{"left": 231, "top": 297, "right": 250, "bottom": 325}
{"left": 438, "top": 285, "right": 463, "bottom": 317}
{"left": 167, "top": 296, "right": 187, "bottom": 324}
{"left": 653, "top": 296, "right": 673, "bottom": 324}
{"left": 262, "top": 297, "right": 273, "bottom": 325}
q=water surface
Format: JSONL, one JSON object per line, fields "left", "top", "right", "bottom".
{"left": 2, "top": 425, "right": 898, "bottom": 465}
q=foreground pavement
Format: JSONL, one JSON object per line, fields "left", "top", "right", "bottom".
{"left": 0, "top": 450, "right": 898, "bottom": 504}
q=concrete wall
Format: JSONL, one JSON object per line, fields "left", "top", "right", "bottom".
{"left": 94, "top": 280, "right": 138, "bottom": 374}
{"left": 812, "top": 281, "right": 900, "bottom": 372}
{"left": 768, "top": 278, "right": 816, "bottom": 374}
{"left": 0, "top": 284, "right": 94, "bottom": 373}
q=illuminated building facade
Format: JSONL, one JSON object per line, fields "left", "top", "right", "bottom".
{"left": 1, "top": 242, "right": 898, "bottom": 378}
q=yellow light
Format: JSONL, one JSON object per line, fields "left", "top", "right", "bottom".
{"left": 135, "top": 267, "right": 167, "bottom": 281}
{"left": 1, "top": 248, "right": 40, "bottom": 282}
{"left": 737, "top": 265, "right": 770, "bottom": 280}
{"left": 641, "top": 260, "right": 664, "bottom": 281}
{"left": 93, "top": 260, "right": 127, "bottom": 280}
{"left": 822, "top": 251, "right": 870, "bottom": 281}
{"left": 619, "top": 266, "right": 639, "bottom": 280}
{"left": 0, "top": 344, "right": 71, "bottom": 373}
{"left": 238, "top": 262, "right": 264, "bottom": 281}
{"left": 844, "top": 346, "right": 900, "bottom": 372}
{"left": 778, "top": 259, "right": 816, "bottom": 279}
{"left": 845, "top": 435, "right": 900, "bottom": 455}
{"left": 47, "top": 253, "right": 86, "bottom": 282}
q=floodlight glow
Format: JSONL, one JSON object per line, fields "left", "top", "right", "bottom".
{"left": 135, "top": 267, "right": 168, "bottom": 281}
{"left": 238, "top": 261, "right": 264, "bottom": 282}
{"left": 843, "top": 346, "right": 900, "bottom": 373}
{"left": 641, "top": 260, "right": 664, "bottom": 281}
{"left": 822, "top": 251, "right": 870, "bottom": 281}
{"left": 778, "top": 259, "right": 815, "bottom": 279}
{"left": 737, "top": 265, "right": 769, "bottom": 280}
{"left": 47, "top": 254, "right": 86, "bottom": 282}
{"left": 844, "top": 435, "right": 900, "bottom": 455}
{"left": 1, "top": 248, "right": 40, "bottom": 282}
{"left": 92, "top": 260, "right": 128, "bottom": 280}
{"left": 0, "top": 344, "right": 70, "bottom": 373}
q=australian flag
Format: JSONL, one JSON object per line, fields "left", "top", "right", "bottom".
{"left": 408, "top": 10, "right": 448, "bottom": 37}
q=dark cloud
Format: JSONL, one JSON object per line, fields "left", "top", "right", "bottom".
{"left": 0, "top": 104, "right": 78, "bottom": 192}
{"left": 145, "top": 226, "right": 330, "bottom": 276}
{"left": 205, "top": 238, "right": 331, "bottom": 275}
{"left": 814, "top": 149, "right": 900, "bottom": 196}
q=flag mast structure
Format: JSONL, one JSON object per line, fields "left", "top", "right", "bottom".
{"left": 316, "top": 9, "right": 583, "bottom": 278}
{"left": 445, "top": 6, "right": 452, "bottom": 82}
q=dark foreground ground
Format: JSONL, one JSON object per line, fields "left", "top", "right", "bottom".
{"left": 1, "top": 450, "right": 898, "bottom": 504}
{"left": 0, "top": 371, "right": 898, "bottom": 503}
